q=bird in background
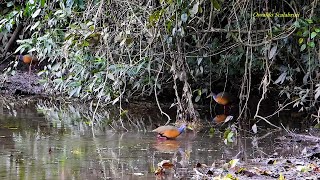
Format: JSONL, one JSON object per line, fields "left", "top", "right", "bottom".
{"left": 212, "top": 114, "right": 234, "bottom": 124}
{"left": 17, "top": 54, "right": 38, "bottom": 75}
{"left": 152, "top": 124, "right": 191, "bottom": 140}
{"left": 210, "top": 92, "right": 231, "bottom": 114}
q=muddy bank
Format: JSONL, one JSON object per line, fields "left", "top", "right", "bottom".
{"left": 0, "top": 70, "right": 44, "bottom": 95}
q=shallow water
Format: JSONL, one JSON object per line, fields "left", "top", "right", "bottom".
{"left": 0, "top": 98, "right": 308, "bottom": 179}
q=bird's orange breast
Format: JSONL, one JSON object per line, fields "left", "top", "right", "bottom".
{"left": 215, "top": 96, "right": 229, "bottom": 105}
{"left": 213, "top": 114, "right": 227, "bottom": 123}
{"left": 22, "top": 55, "right": 37, "bottom": 64}
{"left": 161, "top": 129, "right": 180, "bottom": 139}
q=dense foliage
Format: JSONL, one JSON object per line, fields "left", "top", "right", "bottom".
{"left": 0, "top": 0, "right": 320, "bottom": 126}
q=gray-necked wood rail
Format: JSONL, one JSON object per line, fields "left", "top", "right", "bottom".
{"left": 17, "top": 54, "right": 38, "bottom": 75}
{"left": 211, "top": 92, "right": 231, "bottom": 114}
{"left": 152, "top": 124, "right": 187, "bottom": 140}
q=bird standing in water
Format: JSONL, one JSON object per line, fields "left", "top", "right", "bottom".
{"left": 152, "top": 124, "right": 187, "bottom": 140}
{"left": 17, "top": 54, "right": 38, "bottom": 75}
{"left": 213, "top": 114, "right": 234, "bottom": 124}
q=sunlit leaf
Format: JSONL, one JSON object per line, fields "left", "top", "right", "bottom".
{"left": 274, "top": 72, "right": 287, "bottom": 84}
{"left": 302, "top": 30, "right": 309, "bottom": 37}
{"left": 306, "top": 19, "right": 313, "bottom": 24}
{"left": 298, "top": 38, "right": 304, "bottom": 44}
{"left": 30, "top": 21, "right": 40, "bottom": 30}
{"left": 197, "top": 57, "right": 203, "bottom": 65}
{"left": 224, "top": 116, "right": 233, "bottom": 123}
{"left": 311, "top": 32, "right": 317, "bottom": 39}
{"left": 69, "top": 87, "right": 78, "bottom": 97}
{"left": 229, "top": 159, "right": 239, "bottom": 168}
{"left": 211, "top": 0, "right": 221, "bottom": 10}
{"left": 112, "top": 97, "right": 120, "bottom": 105}
{"left": 195, "top": 95, "right": 201, "bottom": 102}
{"left": 107, "top": 73, "right": 115, "bottom": 81}
{"left": 300, "top": 44, "right": 306, "bottom": 51}
{"left": 268, "top": 45, "right": 277, "bottom": 59}
{"left": 278, "top": 173, "right": 285, "bottom": 180}
{"left": 307, "top": 41, "right": 315, "bottom": 48}
{"left": 303, "top": 72, "right": 310, "bottom": 84}
{"left": 189, "top": 1, "right": 199, "bottom": 17}
{"left": 181, "top": 13, "right": 188, "bottom": 23}
{"left": 32, "top": 9, "right": 41, "bottom": 18}
{"left": 315, "top": 84, "right": 320, "bottom": 100}
{"left": 252, "top": 124, "right": 257, "bottom": 134}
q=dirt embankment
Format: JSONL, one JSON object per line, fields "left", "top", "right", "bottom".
{"left": 0, "top": 70, "right": 44, "bottom": 96}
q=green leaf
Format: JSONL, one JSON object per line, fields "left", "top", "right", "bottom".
{"left": 69, "top": 87, "right": 78, "bottom": 97}
{"left": 227, "top": 132, "right": 234, "bottom": 142}
{"left": 293, "top": 21, "right": 300, "bottom": 28}
{"left": 211, "top": 0, "right": 221, "bottom": 10}
{"left": 30, "top": 21, "right": 40, "bottom": 30}
{"left": 209, "top": 127, "right": 215, "bottom": 135}
{"left": 40, "top": 0, "right": 46, "bottom": 7}
{"left": 195, "top": 95, "right": 201, "bottom": 102}
{"left": 308, "top": 41, "right": 315, "bottom": 48}
{"left": 189, "top": 1, "right": 199, "bottom": 17}
{"left": 302, "top": 30, "right": 309, "bottom": 37}
{"left": 311, "top": 32, "right": 317, "bottom": 39}
{"left": 315, "top": 28, "right": 320, "bottom": 33}
{"left": 300, "top": 44, "right": 306, "bottom": 51}
{"left": 298, "top": 38, "right": 304, "bottom": 44}
{"left": 32, "top": 9, "right": 41, "bottom": 18}
{"left": 306, "top": 19, "right": 313, "bottom": 24}
{"left": 268, "top": 45, "right": 277, "bottom": 60}
{"left": 181, "top": 13, "right": 188, "bottom": 23}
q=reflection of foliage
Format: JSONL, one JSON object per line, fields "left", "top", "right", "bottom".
{"left": 35, "top": 98, "right": 158, "bottom": 131}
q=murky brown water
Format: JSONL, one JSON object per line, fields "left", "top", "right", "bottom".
{"left": 0, "top": 97, "right": 310, "bottom": 179}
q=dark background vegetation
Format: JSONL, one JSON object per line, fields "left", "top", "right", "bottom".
{"left": 1, "top": 0, "right": 320, "bottom": 128}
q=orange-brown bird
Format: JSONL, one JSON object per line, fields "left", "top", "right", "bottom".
{"left": 213, "top": 114, "right": 234, "bottom": 124}
{"left": 213, "top": 114, "right": 227, "bottom": 124}
{"left": 152, "top": 124, "right": 187, "bottom": 140}
{"left": 212, "top": 92, "right": 231, "bottom": 114}
{"left": 17, "top": 54, "right": 38, "bottom": 75}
